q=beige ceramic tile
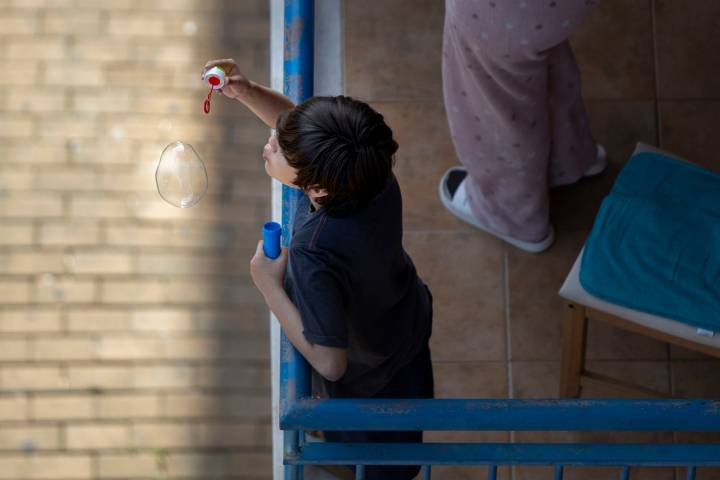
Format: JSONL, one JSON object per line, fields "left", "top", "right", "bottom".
{"left": 655, "top": 0, "right": 720, "bottom": 99}
{"left": 433, "top": 361, "right": 508, "bottom": 398}
{"left": 405, "top": 231, "right": 506, "bottom": 362}
{"left": 659, "top": 101, "right": 720, "bottom": 173}
{"left": 513, "top": 466, "right": 557, "bottom": 480}
{"left": 511, "top": 361, "right": 561, "bottom": 398}
{"left": 669, "top": 345, "right": 717, "bottom": 361}
{"left": 585, "top": 100, "right": 658, "bottom": 163}
{"left": 515, "top": 465, "right": 674, "bottom": 480}
{"left": 582, "top": 361, "right": 672, "bottom": 398}
{"left": 585, "top": 318, "right": 669, "bottom": 361}
{"left": 374, "top": 101, "right": 472, "bottom": 232}
{"left": 511, "top": 360, "right": 671, "bottom": 399}
{"left": 671, "top": 361, "right": 720, "bottom": 398}
{"left": 431, "top": 465, "right": 511, "bottom": 480}
{"left": 507, "top": 231, "right": 588, "bottom": 361}
{"left": 344, "top": 0, "right": 444, "bottom": 102}
{"left": 571, "top": 0, "right": 655, "bottom": 100}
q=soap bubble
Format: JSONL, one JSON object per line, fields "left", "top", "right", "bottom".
{"left": 156, "top": 141, "right": 208, "bottom": 208}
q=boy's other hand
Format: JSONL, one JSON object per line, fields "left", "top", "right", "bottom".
{"left": 250, "top": 240, "right": 288, "bottom": 297}
{"left": 202, "top": 58, "right": 251, "bottom": 100}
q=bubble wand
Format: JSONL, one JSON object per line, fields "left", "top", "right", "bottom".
{"left": 201, "top": 66, "right": 227, "bottom": 114}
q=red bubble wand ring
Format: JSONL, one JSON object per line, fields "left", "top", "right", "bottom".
{"left": 201, "top": 67, "right": 226, "bottom": 115}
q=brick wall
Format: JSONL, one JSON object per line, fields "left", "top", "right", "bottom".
{"left": 0, "top": 1, "right": 273, "bottom": 478}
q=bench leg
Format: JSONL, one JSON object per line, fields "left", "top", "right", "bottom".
{"left": 559, "top": 302, "right": 588, "bottom": 398}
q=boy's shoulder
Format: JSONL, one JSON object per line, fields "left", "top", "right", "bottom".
{"left": 291, "top": 174, "right": 400, "bottom": 256}
{"left": 292, "top": 210, "right": 372, "bottom": 255}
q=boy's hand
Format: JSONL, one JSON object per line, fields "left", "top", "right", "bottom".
{"left": 202, "top": 59, "right": 251, "bottom": 100}
{"left": 250, "top": 240, "right": 288, "bottom": 298}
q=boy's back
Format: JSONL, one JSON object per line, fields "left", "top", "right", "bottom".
{"left": 287, "top": 174, "right": 432, "bottom": 397}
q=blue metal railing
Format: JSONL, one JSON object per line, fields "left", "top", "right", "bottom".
{"left": 278, "top": 1, "right": 720, "bottom": 479}
{"left": 281, "top": 1, "right": 312, "bottom": 479}
{"left": 281, "top": 398, "right": 720, "bottom": 477}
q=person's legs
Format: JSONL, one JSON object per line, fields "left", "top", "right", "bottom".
{"left": 442, "top": 0, "right": 600, "bottom": 243}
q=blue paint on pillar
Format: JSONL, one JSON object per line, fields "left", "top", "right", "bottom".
{"left": 281, "top": 1, "right": 313, "bottom": 480}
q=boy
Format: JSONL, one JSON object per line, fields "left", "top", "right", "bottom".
{"left": 202, "top": 59, "right": 433, "bottom": 480}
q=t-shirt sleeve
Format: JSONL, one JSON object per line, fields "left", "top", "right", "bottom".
{"left": 289, "top": 246, "right": 348, "bottom": 348}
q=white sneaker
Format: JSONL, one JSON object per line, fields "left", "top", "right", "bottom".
{"left": 583, "top": 144, "right": 608, "bottom": 177}
{"left": 439, "top": 167, "right": 555, "bottom": 253}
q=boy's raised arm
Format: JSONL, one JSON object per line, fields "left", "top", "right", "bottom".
{"left": 202, "top": 58, "right": 295, "bottom": 128}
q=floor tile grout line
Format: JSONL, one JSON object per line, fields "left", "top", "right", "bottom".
{"left": 650, "top": 0, "right": 662, "bottom": 148}
{"left": 668, "top": 343, "right": 678, "bottom": 478}
{"left": 503, "top": 247, "right": 513, "bottom": 401}
{"left": 503, "top": 246, "right": 517, "bottom": 480}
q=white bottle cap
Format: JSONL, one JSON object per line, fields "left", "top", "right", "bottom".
{"left": 202, "top": 66, "right": 226, "bottom": 90}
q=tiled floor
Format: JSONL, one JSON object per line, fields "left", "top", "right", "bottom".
{"left": 343, "top": 1, "right": 719, "bottom": 479}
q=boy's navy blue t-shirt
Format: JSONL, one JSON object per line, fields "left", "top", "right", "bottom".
{"left": 285, "top": 175, "right": 432, "bottom": 398}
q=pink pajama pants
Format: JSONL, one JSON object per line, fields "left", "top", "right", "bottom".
{"left": 443, "top": 0, "right": 600, "bottom": 242}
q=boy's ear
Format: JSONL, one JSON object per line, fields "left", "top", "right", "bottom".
{"left": 307, "top": 186, "right": 328, "bottom": 199}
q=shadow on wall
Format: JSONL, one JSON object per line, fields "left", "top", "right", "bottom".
{"left": 196, "top": 0, "right": 274, "bottom": 478}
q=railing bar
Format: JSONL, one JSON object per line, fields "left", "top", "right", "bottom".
{"left": 620, "top": 466, "right": 630, "bottom": 480}
{"left": 284, "top": 464, "right": 302, "bottom": 480}
{"left": 421, "top": 464, "right": 431, "bottom": 480}
{"left": 298, "top": 430, "right": 306, "bottom": 447}
{"left": 281, "top": 398, "right": 720, "bottom": 432}
{"left": 283, "top": 429, "right": 299, "bottom": 480}
{"left": 555, "top": 464, "right": 564, "bottom": 480}
{"left": 290, "top": 442, "right": 720, "bottom": 466}
{"left": 355, "top": 464, "right": 365, "bottom": 480}
{"left": 488, "top": 464, "right": 497, "bottom": 480}
{"left": 687, "top": 466, "right": 696, "bottom": 480}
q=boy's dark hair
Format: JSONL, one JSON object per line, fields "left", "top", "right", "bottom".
{"left": 275, "top": 95, "right": 399, "bottom": 215}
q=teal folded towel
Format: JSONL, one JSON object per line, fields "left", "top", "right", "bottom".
{"left": 580, "top": 152, "right": 720, "bottom": 331}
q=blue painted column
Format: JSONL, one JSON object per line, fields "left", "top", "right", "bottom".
{"left": 281, "top": 1, "right": 313, "bottom": 479}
